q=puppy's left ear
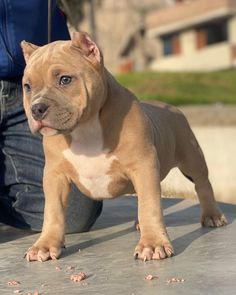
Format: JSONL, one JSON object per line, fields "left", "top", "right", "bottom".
{"left": 21, "top": 41, "right": 39, "bottom": 64}
{"left": 71, "top": 32, "right": 103, "bottom": 67}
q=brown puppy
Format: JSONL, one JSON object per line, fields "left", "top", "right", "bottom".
{"left": 21, "top": 32, "right": 227, "bottom": 262}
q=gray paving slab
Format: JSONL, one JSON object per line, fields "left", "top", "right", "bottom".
{"left": 0, "top": 197, "right": 235, "bottom": 295}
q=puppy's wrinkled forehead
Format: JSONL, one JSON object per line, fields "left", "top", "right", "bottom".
{"left": 22, "top": 32, "right": 103, "bottom": 81}
{"left": 25, "top": 41, "right": 81, "bottom": 74}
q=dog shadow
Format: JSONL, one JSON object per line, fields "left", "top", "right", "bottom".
{"left": 62, "top": 198, "right": 235, "bottom": 259}
{"left": 61, "top": 226, "right": 135, "bottom": 259}
{"left": 170, "top": 201, "right": 235, "bottom": 255}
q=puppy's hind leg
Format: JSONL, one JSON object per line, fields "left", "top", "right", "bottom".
{"left": 178, "top": 139, "right": 227, "bottom": 228}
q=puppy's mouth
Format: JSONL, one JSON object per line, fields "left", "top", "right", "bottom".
{"left": 29, "top": 103, "right": 80, "bottom": 136}
{"left": 29, "top": 112, "right": 79, "bottom": 136}
{"left": 30, "top": 117, "right": 59, "bottom": 136}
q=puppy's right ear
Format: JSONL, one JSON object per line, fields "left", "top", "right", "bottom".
{"left": 71, "top": 32, "right": 103, "bottom": 68}
{"left": 21, "top": 41, "right": 39, "bottom": 63}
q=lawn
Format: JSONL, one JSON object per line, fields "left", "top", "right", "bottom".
{"left": 116, "top": 70, "right": 236, "bottom": 105}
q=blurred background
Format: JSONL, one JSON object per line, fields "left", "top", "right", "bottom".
{"left": 59, "top": 0, "right": 236, "bottom": 204}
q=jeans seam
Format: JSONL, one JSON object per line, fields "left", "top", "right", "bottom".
{"left": 0, "top": 80, "right": 6, "bottom": 124}
{"left": 2, "top": 147, "right": 20, "bottom": 183}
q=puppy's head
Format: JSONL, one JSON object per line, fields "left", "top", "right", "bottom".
{"left": 21, "top": 32, "right": 107, "bottom": 136}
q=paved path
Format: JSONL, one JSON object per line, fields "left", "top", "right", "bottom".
{"left": 1, "top": 197, "right": 235, "bottom": 295}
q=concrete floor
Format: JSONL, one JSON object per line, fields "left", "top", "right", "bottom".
{"left": 0, "top": 197, "right": 236, "bottom": 295}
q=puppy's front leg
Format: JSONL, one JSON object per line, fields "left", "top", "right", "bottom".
{"left": 132, "top": 159, "right": 174, "bottom": 261}
{"left": 25, "top": 168, "right": 70, "bottom": 262}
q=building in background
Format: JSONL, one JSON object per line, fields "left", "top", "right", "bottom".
{"left": 61, "top": 0, "right": 236, "bottom": 73}
{"left": 62, "top": 0, "right": 171, "bottom": 72}
{"left": 146, "top": 0, "right": 236, "bottom": 71}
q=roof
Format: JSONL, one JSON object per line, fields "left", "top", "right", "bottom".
{"left": 145, "top": 0, "right": 236, "bottom": 36}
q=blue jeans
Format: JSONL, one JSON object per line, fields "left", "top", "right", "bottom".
{"left": 0, "top": 79, "right": 102, "bottom": 233}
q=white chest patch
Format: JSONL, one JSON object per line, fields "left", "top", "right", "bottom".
{"left": 63, "top": 115, "right": 117, "bottom": 199}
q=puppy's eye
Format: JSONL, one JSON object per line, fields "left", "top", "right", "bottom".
{"left": 24, "top": 83, "right": 31, "bottom": 92}
{"left": 59, "top": 76, "right": 72, "bottom": 86}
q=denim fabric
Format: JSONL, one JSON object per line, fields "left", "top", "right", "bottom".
{"left": 0, "top": 0, "right": 70, "bottom": 78}
{"left": 0, "top": 80, "right": 102, "bottom": 232}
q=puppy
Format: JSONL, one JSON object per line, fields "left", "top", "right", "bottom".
{"left": 21, "top": 32, "right": 227, "bottom": 262}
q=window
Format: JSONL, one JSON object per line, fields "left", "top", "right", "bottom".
{"left": 162, "top": 33, "right": 181, "bottom": 56}
{"left": 196, "top": 20, "right": 228, "bottom": 49}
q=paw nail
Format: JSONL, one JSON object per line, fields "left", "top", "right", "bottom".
{"left": 166, "top": 249, "right": 173, "bottom": 256}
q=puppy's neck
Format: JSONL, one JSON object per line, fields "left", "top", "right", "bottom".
{"left": 70, "top": 114, "right": 105, "bottom": 156}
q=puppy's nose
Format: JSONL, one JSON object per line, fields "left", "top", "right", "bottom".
{"left": 31, "top": 103, "right": 48, "bottom": 120}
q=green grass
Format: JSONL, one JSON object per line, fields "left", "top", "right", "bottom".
{"left": 116, "top": 70, "right": 236, "bottom": 105}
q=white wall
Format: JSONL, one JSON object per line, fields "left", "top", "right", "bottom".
{"left": 150, "top": 26, "right": 233, "bottom": 71}
{"left": 162, "top": 126, "right": 236, "bottom": 204}
{"left": 228, "top": 15, "right": 236, "bottom": 44}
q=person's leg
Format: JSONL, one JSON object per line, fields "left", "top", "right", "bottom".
{"left": 0, "top": 79, "right": 102, "bottom": 232}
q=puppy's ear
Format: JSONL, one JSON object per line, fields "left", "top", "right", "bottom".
{"left": 21, "top": 41, "right": 39, "bottom": 63}
{"left": 71, "top": 32, "right": 103, "bottom": 67}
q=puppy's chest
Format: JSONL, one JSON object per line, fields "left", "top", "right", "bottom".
{"left": 63, "top": 145, "right": 117, "bottom": 199}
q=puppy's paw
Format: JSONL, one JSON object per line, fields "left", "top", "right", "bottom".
{"left": 201, "top": 213, "right": 228, "bottom": 228}
{"left": 134, "top": 237, "right": 174, "bottom": 261}
{"left": 25, "top": 239, "right": 63, "bottom": 262}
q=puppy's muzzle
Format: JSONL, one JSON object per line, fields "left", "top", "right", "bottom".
{"left": 31, "top": 103, "right": 48, "bottom": 120}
